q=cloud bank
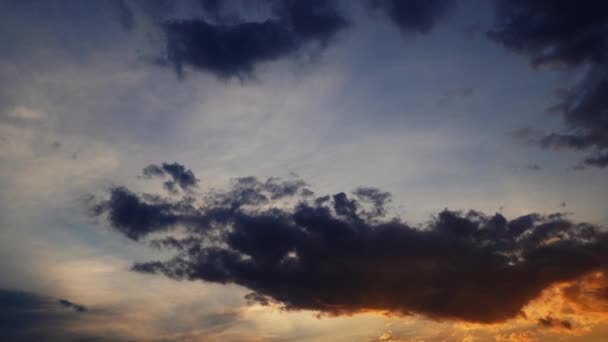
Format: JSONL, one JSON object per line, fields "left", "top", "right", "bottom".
{"left": 89, "top": 163, "right": 608, "bottom": 324}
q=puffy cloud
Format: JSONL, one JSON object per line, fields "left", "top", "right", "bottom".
{"left": 142, "top": 162, "right": 198, "bottom": 193}
{"left": 89, "top": 163, "right": 608, "bottom": 324}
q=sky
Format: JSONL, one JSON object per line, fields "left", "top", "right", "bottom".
{"left": 1, "top": 0, "right": 608, "bottom": 341}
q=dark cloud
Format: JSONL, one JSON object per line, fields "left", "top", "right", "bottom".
{"left": 88, "top": 164, "right": 608, "bottom": 324}
{"left": 488, "top": 1, "right": 608, "bottom": 68}
{"left": 352, "top": 186, "right": 391, "bottom": 219}
{"left": 90, "top": 186, "right": 180, "bottom": 240}
{"left": 160, "top": 19, "right": 297, "bottom": 78}
{"left": 582, "top": 152, "right": 608, "bottom": 168}
{"left": 157, "top": 0, "right": 460, "bottom": 78}
{"left": 159, "top": 0, "right": 348, "bottom": 78}
{"left": 161, "top": 162, "right": 199, "bottom": 192}
{"left": 142, "top": 162, "right": 198, "bottom": 192}
{"left": 142, "top": 164, "right": 166, "bottom": 178}
{"left": 0, "top": 289, "right": 89, "bottom": 341}
{"left": 367, "top": 0, "right": 455, "bottom": 34}
{"left": 537, "top": 316, "right": 572, "bottom": 330}
{"left": 489, "top": 1, "right": 608, "bottom": 168}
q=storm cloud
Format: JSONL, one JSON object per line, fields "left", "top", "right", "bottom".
{"left": 89, "top": 164, "right": 608, "bottom": 324}
{"left": 489, "top": 0, "right": 608, "bottom": 168}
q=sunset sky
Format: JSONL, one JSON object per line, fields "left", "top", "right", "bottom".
{"left": 1, "top": 1, "right": 608, "bottom": 341}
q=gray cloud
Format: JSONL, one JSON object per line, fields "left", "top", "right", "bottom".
{"left": 89, "top": 164, "right": 608, "bottom": 324}
{"left": 142, "top": 162, "right": 199, "bottom": 193}
{"left": 489, "top": 0, "right": 608, "bottom": 168}
{"left": 158, "top": 0, "right": 349, "bottom": 78}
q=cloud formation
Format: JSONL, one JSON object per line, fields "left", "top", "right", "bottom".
{"left": 489, "top": 0, "right": 608, "bottom": 168}
{"left": 153, "top": 0, "right": 460, "bottom": 78}
{"left": 142, "top": 162, "right": 198, "bottom": 193}
{"left": 89, "top": 164, "right": 608, "bottom": 324}
{"left": 159, "top": 0, "right": 348, "bottom": 78}
{"left": 21, "top": 0, "right": 459, "bottom": 80}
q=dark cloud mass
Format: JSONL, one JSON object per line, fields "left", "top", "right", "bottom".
{"left": 161, "top": 19, "right": 298, "bottom": 78}
{"left": 89, "top": 164, "right": 608, "bottom": 324}
{"left": 157, "top": 0, "right": 460, "bottom": 78}
{"left": 160, "top": 0, "right": 348, "bottom": 78}
{"left": 489, "top": 1, "right": 608, "bottom": 168}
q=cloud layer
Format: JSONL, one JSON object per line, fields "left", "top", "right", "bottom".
{"left": 89, "top": 163, "right": 608, "bottom": 324}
